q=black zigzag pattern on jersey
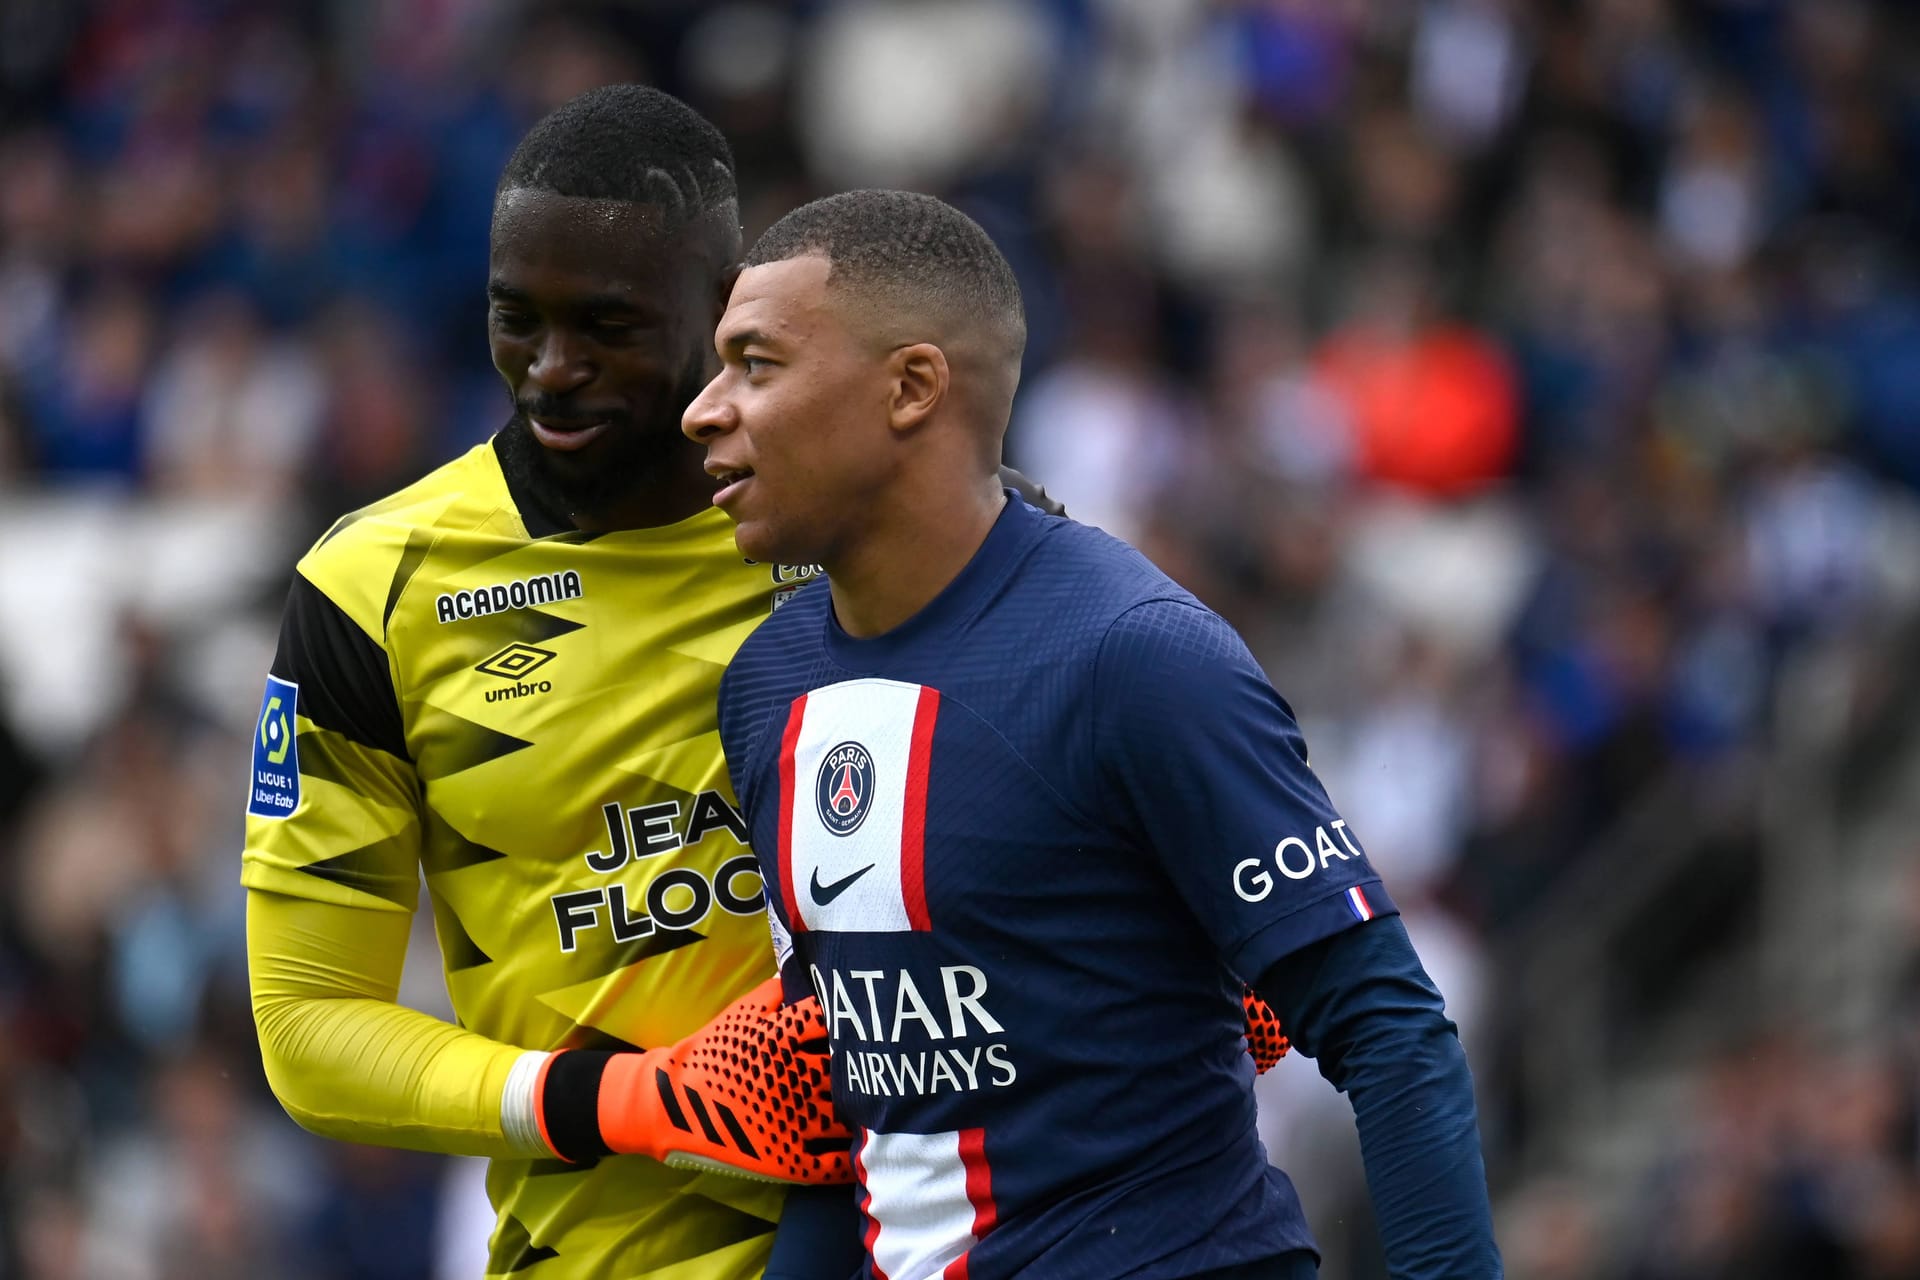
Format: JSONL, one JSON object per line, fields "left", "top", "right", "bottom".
{"left": 512, "top": 609, "right": 586, "bottom": 645}
{"left": 315, "top": 509, "right": 364, "bottom": 548}
{"left": 292, "top": 728, "right": 373, "bottom": 793}
{"left": 426, "top": 885, "right": 491, "bottom": 971}
{"left": 569, "top": 922, "right": 704, "bottom": 983}
{"left": 382, "top": 527, "right": 436, "bottom": 630}
{"left": 406, "top": 608, "right": 585, "bottom": 693}
{"left": 273, "top": 573, "right": 409, "bottom": 761}
{"left": 649, "top": 1198, "right": 778, "bottom": 1263}
{"left": 493, "top": 1214, "right": 559, "bottom": 1272}
{"left": 464, "top": 605, "right": 586, "bottom": 656}
{"left": 559, "top": 1026, "right": 643, "bottom": 1054}
{"left": 294, "top": 831, "right": 418, "bottom": 907}
{"left": 419, "top": 806, "right": 508, "bottom": 876}
{"left": 416, "top": 709, "right": 533, "bottom": 779}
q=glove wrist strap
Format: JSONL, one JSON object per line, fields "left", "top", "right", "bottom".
{"left": 539, "top": 1049, "right": 618, "bottom": 1163}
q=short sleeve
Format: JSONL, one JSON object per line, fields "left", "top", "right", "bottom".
{"left": 241, "top": 571, "right": 423, "bottom": 912}
{"left": 1092, "top": 598, "right": 1395, "bottom": 981}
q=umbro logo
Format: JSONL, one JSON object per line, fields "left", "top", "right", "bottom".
{"left": 478, "top": 644, "right": 555, "bottom": 703}
{"left": 810, "top": 863, "right": 873, "bottom": 906}
{"left": 475, "top": 643, "right": 556, "bottom": 680}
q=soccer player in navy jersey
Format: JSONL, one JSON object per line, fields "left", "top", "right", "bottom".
{"left": 686, "top": 188, "right": 1503, "bottom": 1280}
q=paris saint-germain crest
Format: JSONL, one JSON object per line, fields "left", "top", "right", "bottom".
{"left": 815, "top": 741, "right": 875, "bottom": 836}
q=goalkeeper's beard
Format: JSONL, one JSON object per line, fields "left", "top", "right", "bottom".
{"left": 498, "top": 354, "right": 711, "bottom": 525}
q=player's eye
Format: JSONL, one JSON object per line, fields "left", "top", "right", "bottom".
{"left": 742, "top": 355, "right": 772, "bottom": 377}
{"left": 490, "top": 309, "right": 536, "bottom": 335}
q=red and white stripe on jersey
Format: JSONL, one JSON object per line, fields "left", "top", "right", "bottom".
{"left": 855, "top": 1127, "right": 997, "bottom": 1280}
{"left": 1346, "top": 885, "right": 1375, "bottom": 921}
{"left": 777, "top": 677, "right": 941, "bottom": 934}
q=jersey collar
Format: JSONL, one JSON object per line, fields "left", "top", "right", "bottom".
{"left": 822, "top": 489, "right": 1049, "bottom": 668}
{"left": 491, "top": 431, "right": 576, "bottom": 540}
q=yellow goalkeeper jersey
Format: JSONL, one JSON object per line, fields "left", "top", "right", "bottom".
{"left": 243, "top": 438, "right": 809, "bottom": 1277}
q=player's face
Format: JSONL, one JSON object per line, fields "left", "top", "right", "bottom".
{"left": 682, "top": 255, "right": 896, "bottom": 565}
{"left": 488, "top": 188, "right": 720, "bottom": 520}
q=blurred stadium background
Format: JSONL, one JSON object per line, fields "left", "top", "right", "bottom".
{"left": 3, "top": 0, "right": 1919, "bottom": 1276}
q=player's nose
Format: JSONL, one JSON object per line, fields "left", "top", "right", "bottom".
{"left": 526, "top": 329, "right": 594, "bottom": 395}
{"left": 681, "top": 370, "right": 735, "bottom": 443}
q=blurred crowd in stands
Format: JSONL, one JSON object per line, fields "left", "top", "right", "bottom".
{"left": 2, "top": 1, "right": 1919, "bottom": 1277}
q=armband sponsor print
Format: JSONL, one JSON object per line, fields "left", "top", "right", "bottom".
{"left": 248, "top": 675, "right": 301, "bottom": 819}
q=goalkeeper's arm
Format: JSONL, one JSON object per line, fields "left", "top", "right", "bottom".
{"left": 249, "top": 889, "right": 848, "bottom": 1181}
{"left": 249, "top": 888, "right": 535, "bottom": 1157}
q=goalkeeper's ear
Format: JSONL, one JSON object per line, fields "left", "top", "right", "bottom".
{"left": 999, "top": 465, "right": 1065, "bottom": 517}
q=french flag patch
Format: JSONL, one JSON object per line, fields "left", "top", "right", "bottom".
{"left": 1345, "top": 886, "right": 1375, "bottom": 922}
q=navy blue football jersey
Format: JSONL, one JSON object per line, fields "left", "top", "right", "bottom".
{"left": 718, "top": 494, "right": 1397, "bottom": 1280}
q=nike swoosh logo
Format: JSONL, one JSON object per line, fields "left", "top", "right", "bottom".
{"left": 810, "top": 863, "right": 874, "bottom": 907}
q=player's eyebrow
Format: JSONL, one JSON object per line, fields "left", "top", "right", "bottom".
{"left": 487, "top": 280, "right": 662, "bottom": 318}
{"left": 717, "top": 326, "right": 777, "bottom": 356}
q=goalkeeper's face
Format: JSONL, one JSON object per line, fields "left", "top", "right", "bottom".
{"left": 487, "top": 187, "right": 731, "bottom": 525}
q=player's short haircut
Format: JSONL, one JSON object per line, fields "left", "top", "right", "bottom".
{"left": 745, "top": 190, "right": 1027, "bottom": 362}
{"left": 496, "top": 83, "right": 737, "bottom": 229}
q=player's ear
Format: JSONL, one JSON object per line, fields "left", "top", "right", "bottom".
{"left": 886, "top": 343, "right": 948, "bottom": 435}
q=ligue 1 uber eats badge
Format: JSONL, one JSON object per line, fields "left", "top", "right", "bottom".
{"left": 249, "top": 675, "right": 301, "bottom": 819}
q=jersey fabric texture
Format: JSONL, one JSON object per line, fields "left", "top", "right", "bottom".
{"left": 718, "top": 493, "right": 1399, "bottom": 1280}
{"left": 242, "top": 437, "right": 809, "bottom": 1278}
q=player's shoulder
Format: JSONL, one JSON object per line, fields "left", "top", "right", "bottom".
{"left": 295, "top": 442, "right": 517, "bottom": 633}
{"left": 301, "top": 442, "right": 514, "bottom": 574}
{"left": 1018, "top": 513, "right": 1215, "bottom": 638}
{"left": 1013, "top": 515, "right": 1257, "bottom": 681}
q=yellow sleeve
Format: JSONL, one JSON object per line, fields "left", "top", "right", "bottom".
{"left": 241, "top": 567, "right": 422, "bottom": 912}
{"left": 248, "top": 889, "right": 540, "bottom": 1158}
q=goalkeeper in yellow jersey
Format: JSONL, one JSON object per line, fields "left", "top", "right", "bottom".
{"left": 244, "top": 84, "right": 1285, "bottom": 1278}
{"left": 244, "top": 85, "right": 855, "bottom": 1279}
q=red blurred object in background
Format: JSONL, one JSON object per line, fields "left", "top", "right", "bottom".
{"left": 1315, "top": 324, "right": 1519, "bottom": 498}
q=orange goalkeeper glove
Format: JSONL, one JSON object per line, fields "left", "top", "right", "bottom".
{"left": 533, "top": 977, "right": 851, "bottom": 1184}
{"left": 1244, "top": 985, "right": 1289, "bottom": 1073}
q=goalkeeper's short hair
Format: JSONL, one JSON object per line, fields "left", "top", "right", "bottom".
{"left": 497, "top": 83, "right": 737, "bottom": 236}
